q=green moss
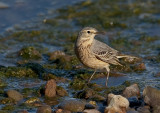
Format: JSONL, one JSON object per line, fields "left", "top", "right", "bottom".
{"left": 0, "top": 98, "right": 15, "bottom": 104}
{"left": 1, "top": 105, "right": 15, "bottom": 111}
{"left": 69, "top": 78, "right": 87, "bottom": 90}
{"left": 25, "top": 97, "right": 40, "bottom": 104}
{"left": 18, "top": 46, "right": 42, "bottom": 60}
{"left": 0, "top": 67, "right": 38, "bottom": 78}
{"left": 56, "top": 86, "right": 68, "bottom": 96}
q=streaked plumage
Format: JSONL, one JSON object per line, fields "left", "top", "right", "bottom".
{"left": 75, "top": 27, "right": 137, "bottom": 87}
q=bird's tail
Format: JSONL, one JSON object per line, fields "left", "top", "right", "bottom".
{"left": 116, "top": 54, "right": 141, "bottom": 63}
{"left": 116, "top": 54, "right": 138, "bottom": 59}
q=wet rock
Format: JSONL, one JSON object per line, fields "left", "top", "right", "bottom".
{"left": 56, "top": 86, "right": 68, "bottom": 97}
{"left": 128, "top": 96, "right": 142, "bottom": 108}
{"left": 44, "top": 97, "right": 59, "bottom": 106}
{"left": 54, "top": 109, "right": 71, "bottom": 113}
{"left": 45, "top": 79, "right": 56, "bottom": 98}
{"left": 83, "top": 109, "right": 101, "bottom": 113}
{"left": 48, "top": 50, "right": 65, "bottom": 60}
{"left": 105, "top": 93, "right": 129, "bottom": 113}
{"left": 137, "top": 106, "right": 150, "bottom": 113}
{"left": 127, "top": 108, "right": 138, "bottom": 113}
{"left": 0, "top": 2, "right": 9, "bottom": 8}
{"left": 7, "top": 90, "right": 23, "bottom": 102}
{"left": 85, "top": 103, "right": 96, "bottom": 109}
{"left": 18, "top": 46, "right": 41, "bottom": 60}
{"left": 36, "top": 105, "right": 52, "bottom": 113}
{"left": 143, "top": 86, "right": 160, "bottom": 108}
{"left": 123, "top": 84, "right": 140, "bottom": 98}
{"left": 0, "top": 66, "right": 37, "bottom": 77}
{"left": 58, "top": 99, "right": 86, "bottom": 112}
{"left": 91, "top": 94, "right": 106, "bottom": 101}
{"left": 132, "top": 63, "right": 146, "bottom": 71}
{"left": 75, "top": 88, "right": 95, "bottom": 99}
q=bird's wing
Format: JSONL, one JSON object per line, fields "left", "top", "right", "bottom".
{"left": 91, "top": 39, "right": 122, "bottom": 65}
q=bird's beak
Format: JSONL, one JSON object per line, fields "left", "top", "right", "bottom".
{"left": 94, "top": 31, "right": 106, "bottom": 35}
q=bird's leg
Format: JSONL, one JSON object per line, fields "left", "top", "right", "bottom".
{"left": 105, "top": 66, "right": 110, "bottom": 87}
{"left": 88, "top": 69, "right": 96, "bottom": 83}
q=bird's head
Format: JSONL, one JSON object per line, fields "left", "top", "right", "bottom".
{"left": 77, "top": 27, "right": 105, "bottom": 43}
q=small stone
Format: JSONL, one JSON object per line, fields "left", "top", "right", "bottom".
{"left": 105, "top": 93, "right": 129, "bottom": 113}
{"left": 83, "top": 109, "right": 101, "bottom": 113}
{"left": 123, "top": 84, "right": 140, "bottom": 98}
{"left": 58, "top": 99, "right": 86, "bottom": 112}
{"left": 36, "top": 105, "right": 52, "bottom": 113}
{"left": 143, "top": 86, "right": 160, "bottom": 108}
{"left": 0, "top": 2, "right": 9, "bottom": 8}
{"left": 133, "top": 63, "right": 146, "bottom": 71}
{"left": 45, "top": 79, "right": 56, "bottom": 98}
{"left": 7, "top": 90, "right": 23, "bottom": 102}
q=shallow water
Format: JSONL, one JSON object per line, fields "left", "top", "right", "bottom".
{"left": 0, "top": 0, "right": 160, "bottom": 112}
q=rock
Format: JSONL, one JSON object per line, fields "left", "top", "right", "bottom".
{"left": 48, "top": 51, "right": 65, "bottom": 60}
{"left": 56, "top": 86, "right": 68, "bottom": 97}
{"left": 75, "top": 88, "right": 96, "bottom": 99}
{"left": 91, "top": 94, "right": 106, "bottom": 101}
{"left": 36, "top": 105, "right": 52, "bottom": 113}
{"left": 0, "top": 2, "right": 9, "bottom": 8}
{"left": 137, "top": 106, "right": 150, "bottom": 113}
{"left": 7, "top": 90, "right": 23, "bottom": 102}
{"left": 105, "top": 93, "right": 129, "bottom": 113}
{"left": 18, "top": 46, "right": 41, "bottom": 60}
{"left": 58, "top": 99, "right": 86, "bottom": 112}
{"left": 45, "top": 79, "right": 56, "bottom": 98}
{"left": 128, "top": 96, "right": 142, "bottom": 108}
{"left": 123, "top": 84, "right": 140, "bottom": 98}
{"left": 83, "top": 109, "right": 101, "bottom": 113}
{"left": 54, "top": 109, "right": 71, "bottom": 113}
{"left": 133, "top": 63, "right": 146, "bottom": 71}
{"left": 85, "top": 104, "right": 96, "bottom": 109}
{"left": 143, "top": 86, "right": 160, "bottom": 108}
{"left": 127, "top": 108, "right": 138, "bottom": 113}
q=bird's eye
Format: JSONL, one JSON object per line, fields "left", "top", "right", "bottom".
{"left": 87, "top": 31, "right": 90, "bottom": 34}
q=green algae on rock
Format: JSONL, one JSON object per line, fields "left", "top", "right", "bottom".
{"left": 18, "top": 46, "right": 42, "bottom": 60}
{"left": 0, "top": 67, "right": 38, "bottom": 78}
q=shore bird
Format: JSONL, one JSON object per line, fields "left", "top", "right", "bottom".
{"left": 75, "top": 27, "right": 137, "bottom": 87}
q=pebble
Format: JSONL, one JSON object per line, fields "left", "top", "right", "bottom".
{"left": 58, "top": 99, "right": 85, "bottom": 112}
{"left": 105, "top": 93, "right": 129, "bottom": 113}
{"left": 143, "top": 86, "right": 160, "bottom": 108}
{"left": 123, "top": 84, "right": 140, "bottom": 98}
{"left": 45, "top": 79, "right": 56, "bottom": 98}
{"left": 36, "top": 105, "right": 52, "bottom": 113}
{"left": 7, "top": 89, "right": 23, "bottom": 102}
